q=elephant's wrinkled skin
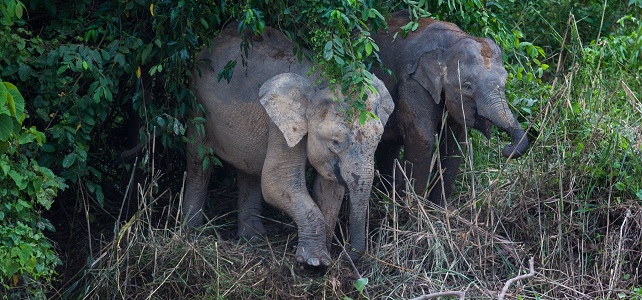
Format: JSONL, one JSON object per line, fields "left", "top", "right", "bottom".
{"left": 373, "top": 11, "right": 529, "bottom": 204}
{"left": 184, "top": 26, "right": 394, "bottom": 266}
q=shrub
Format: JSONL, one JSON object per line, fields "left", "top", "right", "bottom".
{"left": 0, "top": 81, "right": 65, "bottom": 298}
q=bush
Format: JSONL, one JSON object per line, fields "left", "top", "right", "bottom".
{"left": 0, "top": 81, "right": 65, "bottom": 298}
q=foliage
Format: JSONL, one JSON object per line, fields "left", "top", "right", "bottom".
{"left": 228, "top": 0, "right": 389, "bottom": 122}
{"left": 292, "top": 0, "right": 387, "bottom": 121}
{"left": 0, "top": 81, "right": 65, "bottom": 297}
{"left": 567, "top": 13, "right": 642, "bottom": 200}
{"left": 0, "top": 1, "right": 227, "bottom": 205}
{"left": 0, "top": 0, "right": 25, "bottom": 26}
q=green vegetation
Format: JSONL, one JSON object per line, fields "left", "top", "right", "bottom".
{"left": 0, "top": 81, "right": 64, "bottom": 297}
{"left": 0, "top": 0, "right": 641, "bottom": 298}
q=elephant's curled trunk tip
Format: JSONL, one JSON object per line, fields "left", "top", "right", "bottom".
{"left": 502, "top": 128, "right": 529, "bottom": 159}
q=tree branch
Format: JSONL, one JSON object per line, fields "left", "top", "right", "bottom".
{"left": 498, "top": 257, "right": 536, "bottom": 300}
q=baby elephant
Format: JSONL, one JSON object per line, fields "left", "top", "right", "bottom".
{"left": 185, "top": 72, "right": 393, "bottom": 266}
{"left": 373, "top": 10, "right": 530, "bottom": 204}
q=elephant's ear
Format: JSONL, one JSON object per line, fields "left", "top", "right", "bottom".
{"left": 409, "top": 49, "right": 445, "bottom": 105}
{"left": 259, "top": 73, "right": 313, "bottom": 147}
{"left": 369, "top": 75, "right": 395, "bottom": 126}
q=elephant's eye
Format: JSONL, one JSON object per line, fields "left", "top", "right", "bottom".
{"left": 330, "top": 137, "right": 348, "bottom": 154}
{"left": 462, "top": 82, "right": 473, "bottom": 91}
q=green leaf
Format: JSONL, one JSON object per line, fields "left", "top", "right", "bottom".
{"left": 354, "top": 277, "right": 368, "bottom": 293}
{"left": 365, "top": 42, "right": 373, "bottom": 56}
{"left": 5, "top": 260, "right": 20, "bottom": 277}
{"left": 56, "top": 64, "right": 69, "bottom": 74}
{"left": 202, "top": 156, "right": 210, "bottom": 171}
{"left": 369, "top": 8, "right": 384, "bottom": 21}
{"left": 62, "top": 153, "right": 76, "bottom": 168}
{"left": 142, "top": 43, "right": 153, "bottom": 64}
{"left": 95, "top": 184, "right": 105, "bottom": 206}
{"left": 0, "top": 114, "right": 14, "bottom": 141}
{"left": 18, "top": 244, "right": 34, "bottom": 263}
{"left": 0, "top": 159, "right": 9, "bottom": 175}
{"left": 9, "top": 170, "right": 26, "bottom": 189}
{"left": 93, "top": 87, "right": 103, "bottom": 103}
{"left": 323, "top": 41, "right": 333, "bottom": 61}
{"left": 5, "top": 82, "right": 25, "bottom": 124}
{"left": 334, "top": 55, "right": 345, "bottom": 65}
{"left": 0, "top": 82, "right": 7, "bottom": 107}
{"left": 0, "top": 141, "right": 8, "bottom": 154}
{"left": 103, "top": 86, "right": 113, "bottom": 101}
{"left": 15, "top": 2, "right": 24, "bottom": 19}
{"left": 156, "top": 116, "right": 166, "bottom": 127}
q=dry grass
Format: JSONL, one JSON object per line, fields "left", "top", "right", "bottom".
{"left": 55, "top": 153, "right": 642, "bottom": 299}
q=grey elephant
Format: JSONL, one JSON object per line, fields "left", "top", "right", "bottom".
{"left": 372, "top": 10, "right": 529, "bottom": 204}
{"left": 184, "top": 26, "right": 394, "bottom": 266}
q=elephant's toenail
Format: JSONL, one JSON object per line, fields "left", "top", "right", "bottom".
{"left": 308, "top": 258, "right": 320, "bottom": 266}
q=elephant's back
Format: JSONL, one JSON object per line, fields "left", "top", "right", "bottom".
{"left": 372, "top": 10, "right": 467, "bottom": 72}
{"left": 192, "top": 26, "right": 313, "bottom": 174}
{"left": 194, "top": 26, "right": 313, "bottom": 104}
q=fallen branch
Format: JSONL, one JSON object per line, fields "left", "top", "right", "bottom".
{"left": 409, "top": 291, "right": 466, "bottom": 300}
{"left": 498, "top": 257, "right": 535, "bottom": 300}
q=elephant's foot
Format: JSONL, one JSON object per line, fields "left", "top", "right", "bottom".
{"left": 295, "top": 244, "right": 331, "bottom": 267}
{"left": 237, "top": 219, "right": 266, "bottom": 239}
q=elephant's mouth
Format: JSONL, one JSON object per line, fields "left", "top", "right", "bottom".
{"left": 333, "top": 162, "right": 350, "bottom": 192}
{"left": 473, "top": 116, "right": 493, "bottom": 140}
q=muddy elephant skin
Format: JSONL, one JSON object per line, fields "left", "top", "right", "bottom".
{"left": 184, "top": 26, "right": 394, "bottom": 266}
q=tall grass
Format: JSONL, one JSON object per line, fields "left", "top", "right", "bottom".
{"left": 55, "top": 13, "right": 642, "bottom": 300}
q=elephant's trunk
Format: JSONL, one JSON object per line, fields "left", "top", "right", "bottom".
{"left": 502, "top": 127, "right": 529, "bottom": 158}
{"left": 345, "top": 165, "right": 375, "bottom": 262}
{"left": 480, "top": 94, "right": 529, "bottom": 159}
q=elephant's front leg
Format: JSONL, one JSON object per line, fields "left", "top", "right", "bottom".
{"left": 236, "top": 170, "right": 266, "bottom": 238}
{"left": 375, "top": 142, "right": 403, "bottom": 193}
{"left": 403, "top": 128, "right": 436, "bottom": 198}
{"left": 261, "top": 126, "right": 330, "bottom": 267}
{"left": 397, "top": 80, "right": 441, "bottom": 198}
{"left": 311, "top": 174, "right": 345, "bottom": 251}
{"left": 428, "top": 117, "right": 466, "bottom": 206}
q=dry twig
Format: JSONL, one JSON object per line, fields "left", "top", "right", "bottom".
{"left": 409, "top": 291, "right": 466, "bottom": 300}
{"left": 498, "top": 257, "right": 535, "bottom": 300}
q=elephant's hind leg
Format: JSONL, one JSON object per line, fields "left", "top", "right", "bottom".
{"left": 236, "top": 170, "right": 266, "bottom": 238}
{"left": 183, "top": 122, "right": 217, "bottom": 227}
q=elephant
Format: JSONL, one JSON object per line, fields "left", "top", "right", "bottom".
{"left": 184, "top": 26, "right": 394, "bottom": 267}
{"left": 372, "top": 10, "right": 529, "bottom": 204}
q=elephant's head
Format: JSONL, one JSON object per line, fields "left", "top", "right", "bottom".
{"left": 410, "top": 37, "right": 528, "bottom": 158}
{"left": 259, "top": 73, "right": 394, "bottom": 261}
